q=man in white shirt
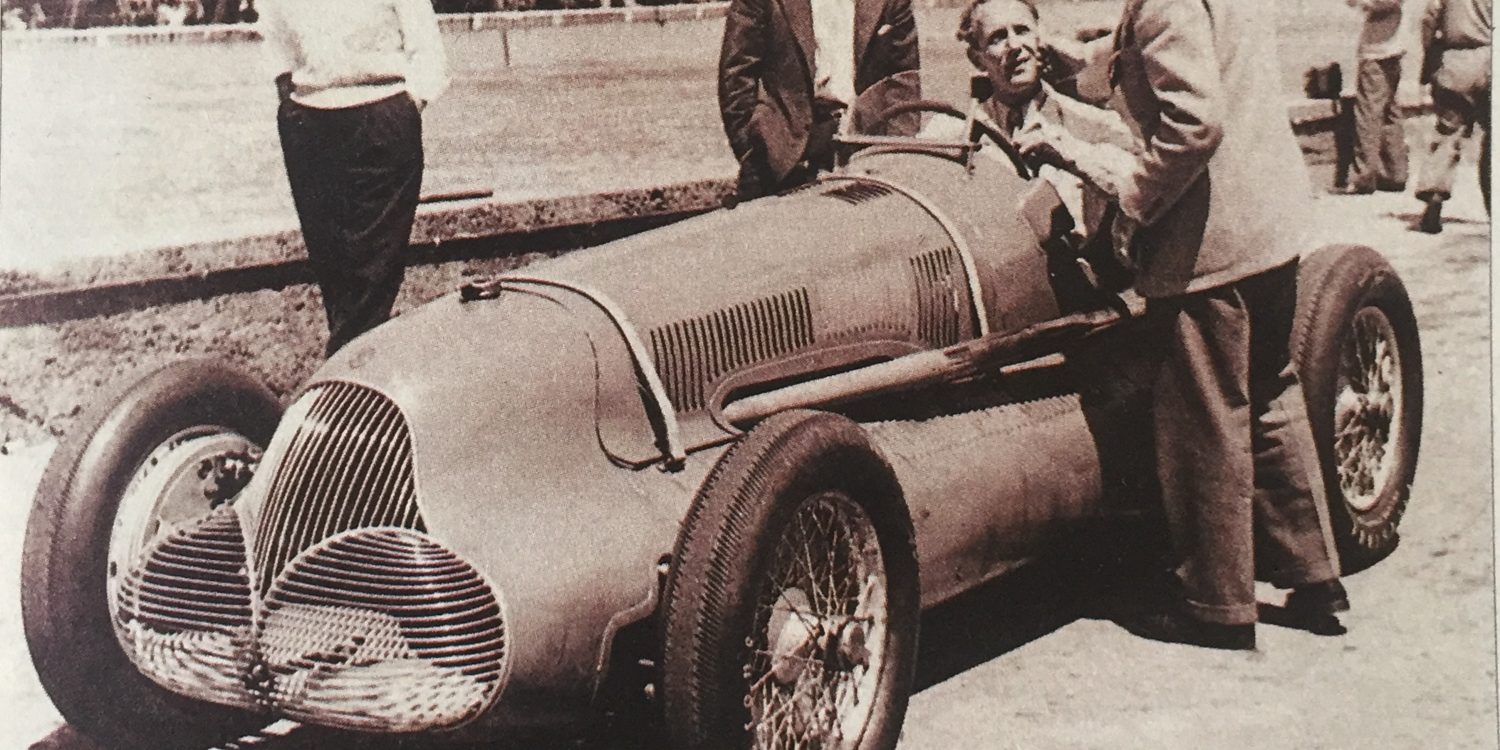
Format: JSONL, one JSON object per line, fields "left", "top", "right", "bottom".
{"left": 259, "top": 0, "right": 449, "bottom": 356}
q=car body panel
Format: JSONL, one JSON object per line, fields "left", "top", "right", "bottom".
{"left": 116, "top": 140, "right": 1163, "bottom": 737}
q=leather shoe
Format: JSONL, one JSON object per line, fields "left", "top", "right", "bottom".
{"left": 1327, "top": 183, "right": 1375, "bottom": 196}
{"left": 1280, "top": 580, "right": 1350, "bottom": 635}
{"left": 1377, "top": 179, "right": 1407, "bottom": 193}
{"left": 1126, "top": 608, "right": 1256, "bottom": 651}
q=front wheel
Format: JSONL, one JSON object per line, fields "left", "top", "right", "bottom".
{"left": 22, "top": 359, "right": 282, "bottom": 749}
{"left": 660, "top": 410, "right": 919, "bottom": 750}
{"left": 1293, "top": 246, "right": 1423, "bottom": 573}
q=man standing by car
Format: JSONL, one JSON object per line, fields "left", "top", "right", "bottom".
{"left": 718, "top": 0, "right": 920, "bottom": 201}
{"left": 1413, "top": 0, "right": 1491, "bottom": 232}
{"left": 1333, "top": 0, "right": 1410, "bottom": 196}
{"left": 260, "top": 0, "right": 448, "bottom": 356}
{"left": 1018, "top": 0, "right": 1349, "bottom": 650}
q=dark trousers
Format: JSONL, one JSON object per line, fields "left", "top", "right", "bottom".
{"left": 278, "top": 93, "right": 424, "bottom": 356}
{"left": 1350, "top": 56, "right": 1409, "bottom": 191}
{"left": 1416, "top": 80, "right": 1492, "bottom": 208}
{"left": 1150, "top": 261, "right": 1340, "bottom": 625}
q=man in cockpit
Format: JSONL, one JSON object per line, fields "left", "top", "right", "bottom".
{"left": 944, "top": 0, "right": 1137, "bottom": 244}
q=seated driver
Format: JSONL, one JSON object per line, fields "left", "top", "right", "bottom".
{"left": 938, "top": 0, "right": 1138, "bottom": 242}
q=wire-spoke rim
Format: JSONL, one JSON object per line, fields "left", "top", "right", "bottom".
{"left": 744, "top": 490, "right": 888, "bottom": 750}
{"left": 1333, "top": 306, "right": 1403, "bottom": 513}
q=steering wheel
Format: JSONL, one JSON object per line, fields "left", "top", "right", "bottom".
{"left": 870, "top": 100, "right": 1034, "bottom": 179}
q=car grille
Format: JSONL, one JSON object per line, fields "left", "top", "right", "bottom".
{"left": 256, "top": 529, "right": 508, "bottom": 732}
{"left": 111, "top": 383, "right": 508, "bottom": 732}
{"left": 113, "top": 504, "right": 255, "bottom": 709}
{"left": 251, "top": 381, "right": 425, "bottom": 594}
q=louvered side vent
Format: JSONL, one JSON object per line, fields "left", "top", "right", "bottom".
{"left": 823, "top": 181, "right": 896, "bottom": 205}
{"left": 910, "top": 247, "right": 965, "bottom": 347}
{"left": 252, "top": 382, "right": 425, "bottom": 594}
{"left": 649, "top": 289, "right": 815, "bottom": 412}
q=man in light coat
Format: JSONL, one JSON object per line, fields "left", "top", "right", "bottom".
{"left": 1019, "top": 0, "right": 1348, "bottom": 650}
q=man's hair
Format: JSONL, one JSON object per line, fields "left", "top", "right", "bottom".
{"left": 956, "top": 0, "right": 1039, "bottom": 47}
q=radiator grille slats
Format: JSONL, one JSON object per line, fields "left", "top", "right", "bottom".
{"left": 113, "top": 505, "right": 254, "bottom": 708}
{"left": 253, "top": 383, "right": 424, "bottom": 594}
{"left": 910, "top": 247, "right": 964, "bottom": 348}
{"left": 649, "top": 289, "right": 814, "bottom": 412}
{"left": 112, "top": 385, "right": 510, "bottom": 733}
{"left": 260, "top": 529, "right": 508, "bottom": 732}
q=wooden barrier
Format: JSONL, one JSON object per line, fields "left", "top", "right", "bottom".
{"left": 0, "top": 92, "right": 1431, "bottom": 328}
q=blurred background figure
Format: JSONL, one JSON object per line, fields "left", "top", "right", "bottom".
{"left": 3, "top": 1, "right": 27, "bottom": 28}
{"left": 155, "top": 0, "right": 186, "bottom": 25}
{"left": 1413, "top": 0, "right": 1492, "bottom": 232}
{"left": 1333, "top": 0, "right": 1409, "bottom": 195}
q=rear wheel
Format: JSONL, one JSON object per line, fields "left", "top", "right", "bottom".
{"left": 661, "top": 410, "right": 919, "bottom": 750}
{"left": 1293, "top": 246, "right": 1423, "bottom": 573}
{"left": 22, "top": 359, "right": 282, "bottom": 749}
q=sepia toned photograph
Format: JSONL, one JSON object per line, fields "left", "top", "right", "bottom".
{"left": 0, "top": 0, "right": 1492, "bottom": 747}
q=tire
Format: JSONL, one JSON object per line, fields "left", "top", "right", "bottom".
{"left": 660, "top": 410, "right": 919, "bottom": 750}
{"left": 1293, "top": 246, "right": 1423, "bottom": 574}
{"left": 22, "top": 358, "right": 283, "bottom": 749}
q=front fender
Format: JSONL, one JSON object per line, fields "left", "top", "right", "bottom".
{"left": 306, "top": 289, "right": 710, "bottom": 730}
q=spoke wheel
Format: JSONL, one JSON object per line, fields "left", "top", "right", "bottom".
{"left": 1332, "top": 308, "right": 1403, "bottom": 513}
{"left": 1294, "top": 245, "right": 1423, "bottom": 573}
{"left": 22, "top": 359, "right": 280, "bottom": 750}
{"left": 747, "top": 491, "right": 887, "bottom": 748}
{"left": 662, "top": 410, "right": 918, "bottom": 750}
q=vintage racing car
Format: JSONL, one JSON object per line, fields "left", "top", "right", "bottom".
{"left": 22, "top": 76, "right": 1423, "bottom": 749}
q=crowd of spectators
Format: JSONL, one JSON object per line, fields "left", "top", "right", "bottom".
{"left": 0, "top": 0, "right": 702, "bottom": 28}
{"left": 2, "top": 0, "right": 257, "bottom": 28}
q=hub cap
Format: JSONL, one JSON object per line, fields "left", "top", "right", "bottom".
{"left": 1334, "top": 307, "right": 1403, "bottom": 513}
{"left": 745, "top": 491, "right": 888, "bottom": 749}
{"left": 107, "top": 427, "right": 261, "bottom": 625}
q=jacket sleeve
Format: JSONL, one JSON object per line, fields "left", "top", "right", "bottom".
{"left": 1115, "top": 0, "right": 1225, "bottom": 227}
{"left": 1419, "top": 0, "right": 1443, "bottom": 49}
{"left": 719, "top": 0, "right": 769, "bottom": 162}
{"left": 881, "top": 0, "right": 920, "bottom": 77}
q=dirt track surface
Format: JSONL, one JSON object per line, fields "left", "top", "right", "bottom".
{"left": 2, "top": 180, "right": 1493, "bottom": 749}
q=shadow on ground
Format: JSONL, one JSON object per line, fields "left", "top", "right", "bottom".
{"left": 30, "top": 526, "right": 1175, "bottom": 750}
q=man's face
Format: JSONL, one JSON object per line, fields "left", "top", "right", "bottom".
{"left": 968, "top": 1, "right": 1042, "bottom": 103}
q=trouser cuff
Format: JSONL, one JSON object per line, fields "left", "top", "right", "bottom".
{"left": 1184, "top": 597, "right": 1258, "bottom": 626}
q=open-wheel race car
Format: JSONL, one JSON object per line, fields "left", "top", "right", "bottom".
{"left": 22, "top": 75, "right": 1423, "bottom": 749}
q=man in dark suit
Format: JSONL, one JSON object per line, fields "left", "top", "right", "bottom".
{"left": 718, "top": 0, "right": 920, "bottom": 201}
